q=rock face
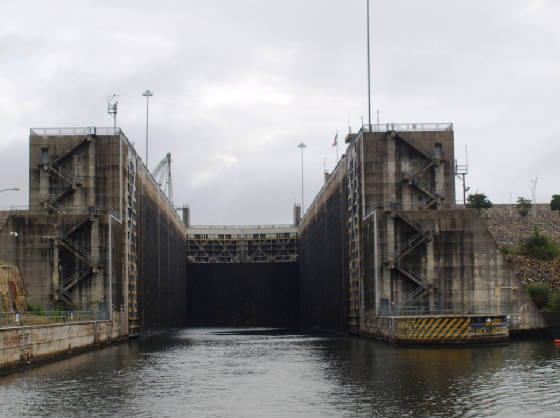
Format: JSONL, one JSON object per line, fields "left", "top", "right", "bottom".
{"left": 0, "top": 264, "right": 27, "bottom": 312}
{"left": 485, "top": 204, "right": 560, "bottom": 289}
{"left": 507, "top": 255, "right": 560, "bottom": 289}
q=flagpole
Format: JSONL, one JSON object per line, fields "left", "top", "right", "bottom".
{"left": 333, "top": 131, "right": 339, "bottom": 163}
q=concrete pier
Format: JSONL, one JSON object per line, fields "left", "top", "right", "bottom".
{"left": 0, "top": 128, "right": 186, "bottom": 336}
{"left": 299, "top": 123, "right": 546, "bottom": 341}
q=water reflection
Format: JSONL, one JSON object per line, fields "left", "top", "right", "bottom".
{"left": 0, "top": 329, "right": 558, "bottom": 418}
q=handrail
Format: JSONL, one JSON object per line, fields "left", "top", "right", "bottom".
{"left": 188, "top": 224, "right": 296, "bottom": 230}
{"left": 362, "top": 123, "right": 453, "bottom": 132}
{"left": 0, "top": 310, "right": 96, "bottom": 327}
{"left": 60, "top": 232, "right": 94, "bottom": 263}
{"left": 393, "top": 230, "right": 427, "bottom": 259}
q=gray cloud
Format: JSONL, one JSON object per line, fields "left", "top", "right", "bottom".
{"left": 1, "top": 0, "right": 559, "bottom": 221}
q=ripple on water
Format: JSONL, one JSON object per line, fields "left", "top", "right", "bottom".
{"left": 0, "top": 330, "right": 559, "bottom": 418}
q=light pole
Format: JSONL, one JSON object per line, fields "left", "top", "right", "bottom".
{"left": 530, "top": 177, "right": 539, "bottom": 217}
{"left": 366, "top": 0, "right": 373, "bottom": 131}
{"left": 0, "top": 187, "right": 19, "bottom": 193}
{"left": 142, "top": 89, "right": 153, "bottom": 169}
{"left": 298, "top": 142, "right": 306, "bottom": 213}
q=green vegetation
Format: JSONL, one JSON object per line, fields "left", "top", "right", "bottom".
{"left": 519, "top": 230, "right": 560, "bottom": 260}
{"left": 26, "top": 302, "right": 44, "bottom": 313}
{"left": 551, "top": 195, "right": 560, "bottom": 212}
{"left": 501, "top": 246, "right": 517, "bottom": 256}
{"left": 466, "top": 193, "right": 493, "bottom": 210}
{"left": 526, "top": 284, "right": 560, "bottom": 312}
{"left": 0, "top": 260, "right": 15, "bottom": 267}
{"left": 501, "top": 230, "right": 560, "bottom": 260}
{"left": 526, "top": 284, "right": 552, "bottom": 309}
{"left": 549, "top": 292, "right": 560, "bottom": 312}
{"left": 516, "top": 197, "right": 532, "bottom": 217}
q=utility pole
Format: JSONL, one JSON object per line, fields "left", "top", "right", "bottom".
{"left": 142, "top": 89, "right": 153, "bottom": 169}
{"left": 298, "top": 142, "right": 306, "bottom": 213}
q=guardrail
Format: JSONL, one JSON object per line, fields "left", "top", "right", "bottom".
{"left": 362, "top": 123, "right": 454, "bottom": 132}
{"left": 188, "top": 224, "right": 295, "bottom": 230}
{"left": 0, "top": 310, "right": 98, "bottom": 327}
{"left": 30, "top": 127, "right": 121, "bottom": 136}
{"left": 384, "top": 304, "right": 510, "bottom": 317}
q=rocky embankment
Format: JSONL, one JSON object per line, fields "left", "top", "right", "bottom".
{"left": 0, "top": 264, "right": 26, "bottom": 312}
{"left": 484, "top": 204, "right": 560, "bottom": 289}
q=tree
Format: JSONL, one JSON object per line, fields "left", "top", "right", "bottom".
{"left": 517, "top": 197, "right": 532, "bottom": 217}
{"left": 551, "top": 195, "right": 560, "bottom": 212}
{"left": 466, "top": 193, "right": 493, "bottom": 210}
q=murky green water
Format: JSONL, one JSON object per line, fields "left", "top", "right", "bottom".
{"left": 0, "top": 328, "right": 559, "bottom": 418}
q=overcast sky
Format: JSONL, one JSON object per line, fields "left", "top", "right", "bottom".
{"left": 1, "top": 0, "right": 558, "bottom": 224}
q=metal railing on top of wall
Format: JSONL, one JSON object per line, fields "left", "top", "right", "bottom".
{"left": 361, "top": 123, "right": 454, "bottom": 132}
{"left": 0, "top": 310, "right": 98, "bottom": 327}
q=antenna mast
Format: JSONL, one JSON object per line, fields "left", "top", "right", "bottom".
{"left": 107, "top": 94, "right": 119, "bottom": 129}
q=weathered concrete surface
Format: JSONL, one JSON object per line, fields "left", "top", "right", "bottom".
{"left": 0, "top": 214, "right": 98, "bottom": 309}
{"left": 0, "top": 129, "right": 187, "bottom": 335}
{"left": 137, "top": 165, "right": 187, "bottom": 331}
{"left": 362, "top": 209, "right": 546, "bottom": 332}
{"left": 0, "top": 312, "right": 127, "bottom": 374}
{"left": 299, "top": 158, "right": 349, "bottom": 331}
{"left": 300, "top": 127, "right": 546, "bottom": 342}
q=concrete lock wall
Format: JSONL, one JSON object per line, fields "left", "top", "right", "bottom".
{"left": 361, "top": 209, "right": 546, "bottom": 332}
{"left": 136, "top": 165, "right": 187, "bottom": 331}
{"left": 299, "top": 158, "right": 349, "bottom": 331}
{"left": 0, "top": 312, "right": 128, "bottom": 374}
{"left": 0, "top": 130, "right": 187, "bottom": 336}
{"left": 299, "top": 128, "right": 546, "bottom": 338}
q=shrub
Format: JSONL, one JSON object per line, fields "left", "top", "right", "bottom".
{"left": 501, "top": 246, "right": 519, "bottom": 256}
{"left": 517, "top": 197, "right": 532, "bottom": 217}
{"left": 26, "top": 302, "right": 43, "bottom": 313}
{"left": 519, "top": 230, "right": 560, "bottom": 260}
{"left": 551, "top": 195, "right": 560, "bottom": 212}
{"left": 466, "top": 193, "right": 493, "bottom": 210}
{"left": 526, "top": 283, "right": 551, "bottom": 309}
{"left": 548, "top": 291, "right": 560, "bottom": 312}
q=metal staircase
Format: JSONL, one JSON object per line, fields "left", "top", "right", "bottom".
{"left": 387, "top": 230, "right": 431, "bottom": 267}
{"left": 396, "top": 132, "right": 443, "bottom": 210}
{"left": 40, "top": 136, "right": 90, "bottom": 214}
{"left": 393, "top": 132, "right": 432, "bottom": 160}
{"left": 385, "top": 210, "right": 431, "bottom": 301}
{"left": 53, "top": 135, "right": 91, "bottom": 165}
{"left": 58, "top": 232, "right": 96, "bottom": 268}
{"left": 44, "top": 198, "right": 66, "bottom": 214}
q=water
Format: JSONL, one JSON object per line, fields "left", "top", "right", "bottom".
{"left": 1, "top": 328, "right": 559, "bottom": 418}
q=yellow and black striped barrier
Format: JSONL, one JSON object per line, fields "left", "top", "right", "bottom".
{"left": 392, "top": 315, "right": 509, "bottom": 343}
